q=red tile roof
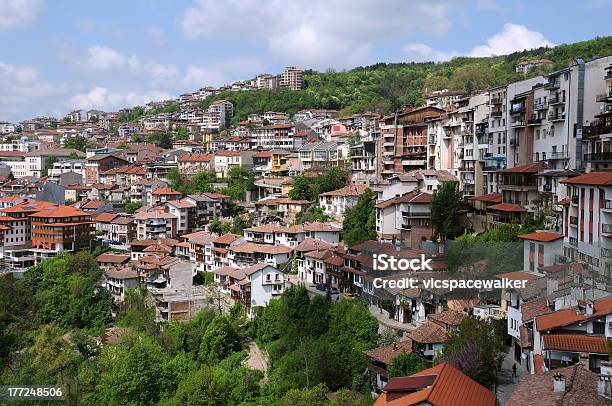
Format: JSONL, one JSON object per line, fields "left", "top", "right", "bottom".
{"left": 364, "top": 341, "right": 413, "bottom": 365}
{"left": 96, "top": 253, "right": 130, "bottom": 264}
{"left": 468, "top": 193, "right": 503, "bottom": 203}
{"left": 152, "top": 187, "right": 182, "bottom": 195}
{"left": 536, "top": 297, "right": 612, "bottom": 332}
{"left": 374, "top": 362, "right": 496, "bottom": 406}
{"left": 409, "top": 320, "right": 447, "bottom": 344}
{"left": 319, "top": 184, "right": 368, "bottom": 197}
{"left": 561, "top": 171, "right": 612, "bottom": 186}
{"left": 517, "top": 231, "right": 563, "bottom": 242}
{"left": 543, "top": 334, "right": 610, "bottom": 354}
{"left": 31, "top": 205, "right": 89, "bottom": 218}
{"left": 500, "top": 162, "right": 544, "bottom": 173}
{"left": 487, "top": 203, "right": 527, "bottom": 212}
{"left": 557, "top": 197, "right": 570, "bottom": 205}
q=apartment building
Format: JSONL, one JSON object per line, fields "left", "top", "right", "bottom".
{"left": 380, "top": 106, "right": 445, "bottom": 179}
{"left": 351, "top": 131, "right": 378, "bottom": 185}
{"left": 134, "top": 206, "right": 178, "bottom": 240}
{"left": 279, "top": 66, "right": 303, "bottom": 91}
{"left": 375, "top": 191, "right": 433, "bottom": 246}
{"left": 30, "top": 205, "right": 94, "bottom": 263}
{"left": 582, "top": 57, "right": 612, "bottom": 172}
{"left": 318, "top": 184, "right": 368, "bottom": 220}
{"left": 561, "top": 172, "right": 612, "bottom": 277}
{"left": 207, "top": 100, "right": 234, "bottom": 128}
{"left": 252, "top": 124, "right": 297, "bottom": 149}
{"left": 178, "top": 153, "right": 214, "bottom": 176}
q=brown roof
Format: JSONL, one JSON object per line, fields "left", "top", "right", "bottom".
{"left": 521, "top": 298, "right": 552, "bottom": 322}
{"left": 518, "top": 231, "right": 563, "bottom": 242}
{"left": 409, "top": 320, "right": 447, "bottom": 344}
{"left": 468, "top": 193, "right": 503, "bottom": 203}
{"left": 364, "top": 341, "right": 413, "bottom": 365}
{"left": 561, "top": 171, "right": 612, "bottom": 186}
{"left": 94, "top": 212, "right": 120, "bottom": 223}
{"left": 506, "top": 364, "right": 607, "bottom": 406}
{"left": 319, "top": 184, "right": 368, "bottom": 197}
{"left": 152, "top": 187, "right": 182, "bottom": 195}
{"left": 543, "top": 334, "right": 610, "bottom": 354}
{"left": 429, "top": 310, "right": 467, "bottom": 327}
{"left": 496, "top": 271, "right": 542, "bottom": 282}
{"left": 500, "top": 162, "right": 544, "bottom": 174}
{"left": 214, "top": 233, "right": 242, "bottom": 245}
{"left": 97, "top": 253, "right": 131, "bottom": 264}
{"left": 295, "top": 238, "right": 336, "bottom": 252}
{"left": 230, "top": 242, "right": 292, "bottom": 255}
{"left": 375, "top": 191, "right": 433, "bottom": 209}
{"left": 487, "top": 203, "right": 527, "bottom": 212}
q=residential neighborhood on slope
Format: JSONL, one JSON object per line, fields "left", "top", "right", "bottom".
{"left": 2, "top": 52, "right": 612, "bottom": 405}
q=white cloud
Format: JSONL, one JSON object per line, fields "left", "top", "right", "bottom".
{"left": 0, "top": 61, "right": 66, "bottom": 121}
{"left": 86, "top": 46, "right": 126, "bottom": 72}
{"left": 0, "top": 0, "right": 44, "bottom": 30}
{"left": 181, "top": 0, "right": 451, "bottom": 68}
{"left": 183, "top": 66, "right": 228, "bottom": 87}
{"left": 469, "top": 23, "right": 554, "bottom": 57}
{"left": 402, "top": 44, "right": 460, "bottom": 63}
{"left": 68, "top": 87, "right": 172, "bottom": 111}
{"left": 403, "top": 23, "right": 554, "bottom": 62}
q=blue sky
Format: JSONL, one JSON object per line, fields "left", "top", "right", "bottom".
{"left": 0, "top": 0, "right": 610, "bottom": 121}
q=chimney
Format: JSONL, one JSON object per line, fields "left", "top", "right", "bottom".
{"left": 586, "top": 300, "right": 594, "bottom": 316}
{"left": 553, "top": 374, "right": 566, "bottom": 392}
{"left": 579, "top": 352, "right": 590, "bottom": 369}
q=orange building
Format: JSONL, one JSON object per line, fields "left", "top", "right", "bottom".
{"left": 30, "top": 205, "right": 94, "bottom": 263}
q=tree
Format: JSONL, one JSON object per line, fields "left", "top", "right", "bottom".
{"left": 124, "top": 200, "right": 142, "bottom": 214}
{"left": 64, "top": 136, "right": 93, "bottom": 152}
{"left": 389, "top": 353, "right": 430, "bottom": 378}
{"left": 430, "top": 181, "right": 464, "bottom": 240}
{"left": 438, "top": 317, "right": 503, "bottom": 388}
{"left": 312, "top": 167, "right": 347, "bottom": 197}
{"left": 342, "top": 188, "right": 377, "bottom": 246}
{"left": 199, "top": 316, "right": 241, "bottom": 364}
{"left": 148, "top": 131, "right": 172, "bottom": 149}
{"left": 289, "top": 175, "right": 313, "bottom": 201}
{"left": 175, "top": 127, "right": 190, "bottom": 140}
{"left": 43, "top": 155, "right": 58, "bottom": 177}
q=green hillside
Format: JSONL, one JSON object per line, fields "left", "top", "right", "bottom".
{"left": 200, "top": 35, "right": 612, "bottom": 123}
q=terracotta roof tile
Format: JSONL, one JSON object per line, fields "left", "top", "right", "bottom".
{"left": 561, "top": 171, "right": 612, "bottom": 186}
{"left": 543, "top": 334, "right": 610, "bottom": 354}
{"left": 487, "top": 203, "right": 527, "bottom": 212}
{"left": 319, "top": 184, "right": 368, "bottom": 197}
{"left": 409, "top": 320, "right": 447, "bottom": 344}
{"left": 364, "top": 340, "right": 412, "bottom": 365}
{"left": 518, "top": 231, "right": 563, "bottom": 242}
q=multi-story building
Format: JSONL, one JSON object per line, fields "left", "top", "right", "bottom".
{"left": 561, "top": 172, "right": 612, "bottom": 277}
{"left": 318, "top": 184, "right": 368, "bottom": 221}
{"left": 252, "top": 124, "right": 297, "bottom": 149}
{"left": 279, "top": 66, "right": 303, "bottom": 91}
{"left": 207, "top": 100, "right": 234, "bottom": 128}
{"left": 380, "top": 106, "right": 445, "bottom": 179}
{"left": 375, "top": 191, "right": 433, "bottom": 247}
{"left": 134, "top": 206, "right": 177, "bottom": 240}
{"left": 177, "top": 153, "right": 214, "bottom": 176}
{"left": 30, "top": 205, "right": 94, "bottom": 263}
{"left": 351, "top": 131, "right": 378, "bottom": 185}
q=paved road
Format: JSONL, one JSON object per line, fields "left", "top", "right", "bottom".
{"left": 495, "top": 347, "right": 525, "bottom": 405}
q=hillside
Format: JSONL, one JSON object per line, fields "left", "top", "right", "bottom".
{"left": 199, "top": 35, "right": 612, "bottom": 124}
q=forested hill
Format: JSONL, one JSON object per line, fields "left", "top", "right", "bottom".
{"left": 199, "top": 35, "right": 612, "bottom": 123}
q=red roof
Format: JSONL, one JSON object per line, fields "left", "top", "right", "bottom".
{"left": 152, "top": 187, "right": 182, "bottom": 195}
{"left": 543, "top": 334, "right": 610, "bottom": 354}
{"left": 374, "top": 362, "right": 496, "bottom": 406}
{"left": 517, "top": 231, "right": 563, "bottom": 242}
{"left": 557, "top": 197, "right": 570, "bottom": 205}
{"left": 487, "top": 203, "right": 527, "bottom": 212}
{"left": 561, "top": 171, "right": 612, "bottom": 186}
{"left": 31, "top": 205, "right": 89, "bottom": 218}
{"left": 468, "top": 193, "right": 502, "bottom": 203}
{"left": 536, "top": 297, "right": 612, "bottom": 332}
{"left": 500, "top": 162, "right": 544, "bottom": 174}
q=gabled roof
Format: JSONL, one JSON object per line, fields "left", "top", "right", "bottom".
{"left": 94, "top": 212, "right": 120, "bottom": 223}
{"left": 375, "top": 191, "right": 433, "bottom": 209}
{"left": 487, "top": 203, "right": 527, "bottom": 212}
{"left": 364, "top": 341, "right": 412, "bottom": 365}
{"left": 319, "top": 184, "right": 368, "bottom": 197}
{"left": 517, "top": 231, "right": 563, "bottom": 242}
{"left": 543, "top": 334, "right": 609, "bottom": 354}
{"left": 408, "top": 320, "right": 447, "bottom": 344}
{"left": 429, "top": 310, "right": 466, "bottom": 327}
{"left": 374, "top": 362, "right": 496, "bottom": 406}
{"left": 214, "top": 233, "right": 242, "bottom": 245}
{"left": 500, "top": 162, "right": 544, "bottom": 174}
{"left": 468, "top": 193, "right": 502, "bottom": 203}
{"left": 561, "top": 171, "right": 612, "bottom": 186}
{"left": 536, "top": 297, "right": 612, "bottom": 332}
{"left": 96, "top": 253, "right": 130, "bottom": 264}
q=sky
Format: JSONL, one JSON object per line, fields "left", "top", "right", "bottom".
{"left": 0, "top": 0, "right": 610, "bottom": 122}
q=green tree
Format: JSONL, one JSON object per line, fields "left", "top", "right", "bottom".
{"left": 199, "top": 316, "right": 241, "bottom": 364}
{"left": 43, "top": 155, "right": 58, "bottom": 177}
{"left": 175, "top": 127, "right": 190, "bottom": 140}
{"left": 430, "top": 181, "right": 464, "bottom": 240}
{"left": 342, "top": 188, "right": 377, "bottom": 246}
{"left": 295, "top": 204, "right": 332, "bottom": 224}
{"left": 389, "top": 353, "right": 430, "bottom": 378}
{"left": 124, "top": 200, "right": 142, "bottom": 214}
{"left": 312, "top": 167, "right": 347, "bottom": 197}
{"left": 289, "top": 175, "right": 313, "bottom": 201}
{"left": 64, "top": 136, "right": 94, "bottom": 152}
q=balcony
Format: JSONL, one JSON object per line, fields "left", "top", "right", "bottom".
{"left": 571, "top": 195, "right": 579, "bottom": 205}
{"left": 545, "top": 80, "right": 560, "bottom": 90}
{"left": 604, "top": 200, "right": 612, "bottom": 210}
{"left": 533, "top": 102, "right": 548, "bottom": 111}
{"left": 510, "top": 105, "right": 525, "bottom": 115}
{"left": 548, "top": 112, "right": 566, "bottom": 122}
{"left": 548, "top": 151, "right": 569, "bottom": 160}
{"left": 549, "top": 97, "right": 566, "bottom": 105}
{"left": 491, "top": 109, "right": 503, "bottom": 117}
{"left": 569, "top": 216, "right": 578, "bottom": 227}
{"left": 510, "top": 138, "right": 519, "bottom": 147}
{"left": 543, "top": 184, "right": 552, "bottom": 192}
{"left": 528, "top": 117, "right": 543, "bottom": 126}
{"left": 511, "top": 120, "right": 526, "bottom": 128}
{"left": 402, "top": 211, "right": 430, "bottom": 218}
{"left": 584, "top": 152, "right": 612, "bottom": 163}
{"left": 596, "top": 91, "right": 612, "bottom": 103}
{"left": 583, "top": 121, "right": 612, "bottom": 138}
{"left": 569, "top": 237, "right": 578, "bottom": 246}
{"left": 603, "top": 224, "right": 612, "bottom": 236}
{"left": 602, "top": 248, "right": 612, "bottom": 258}
{"left": 401, "top": 223, "right": 412, "bottom": 230}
